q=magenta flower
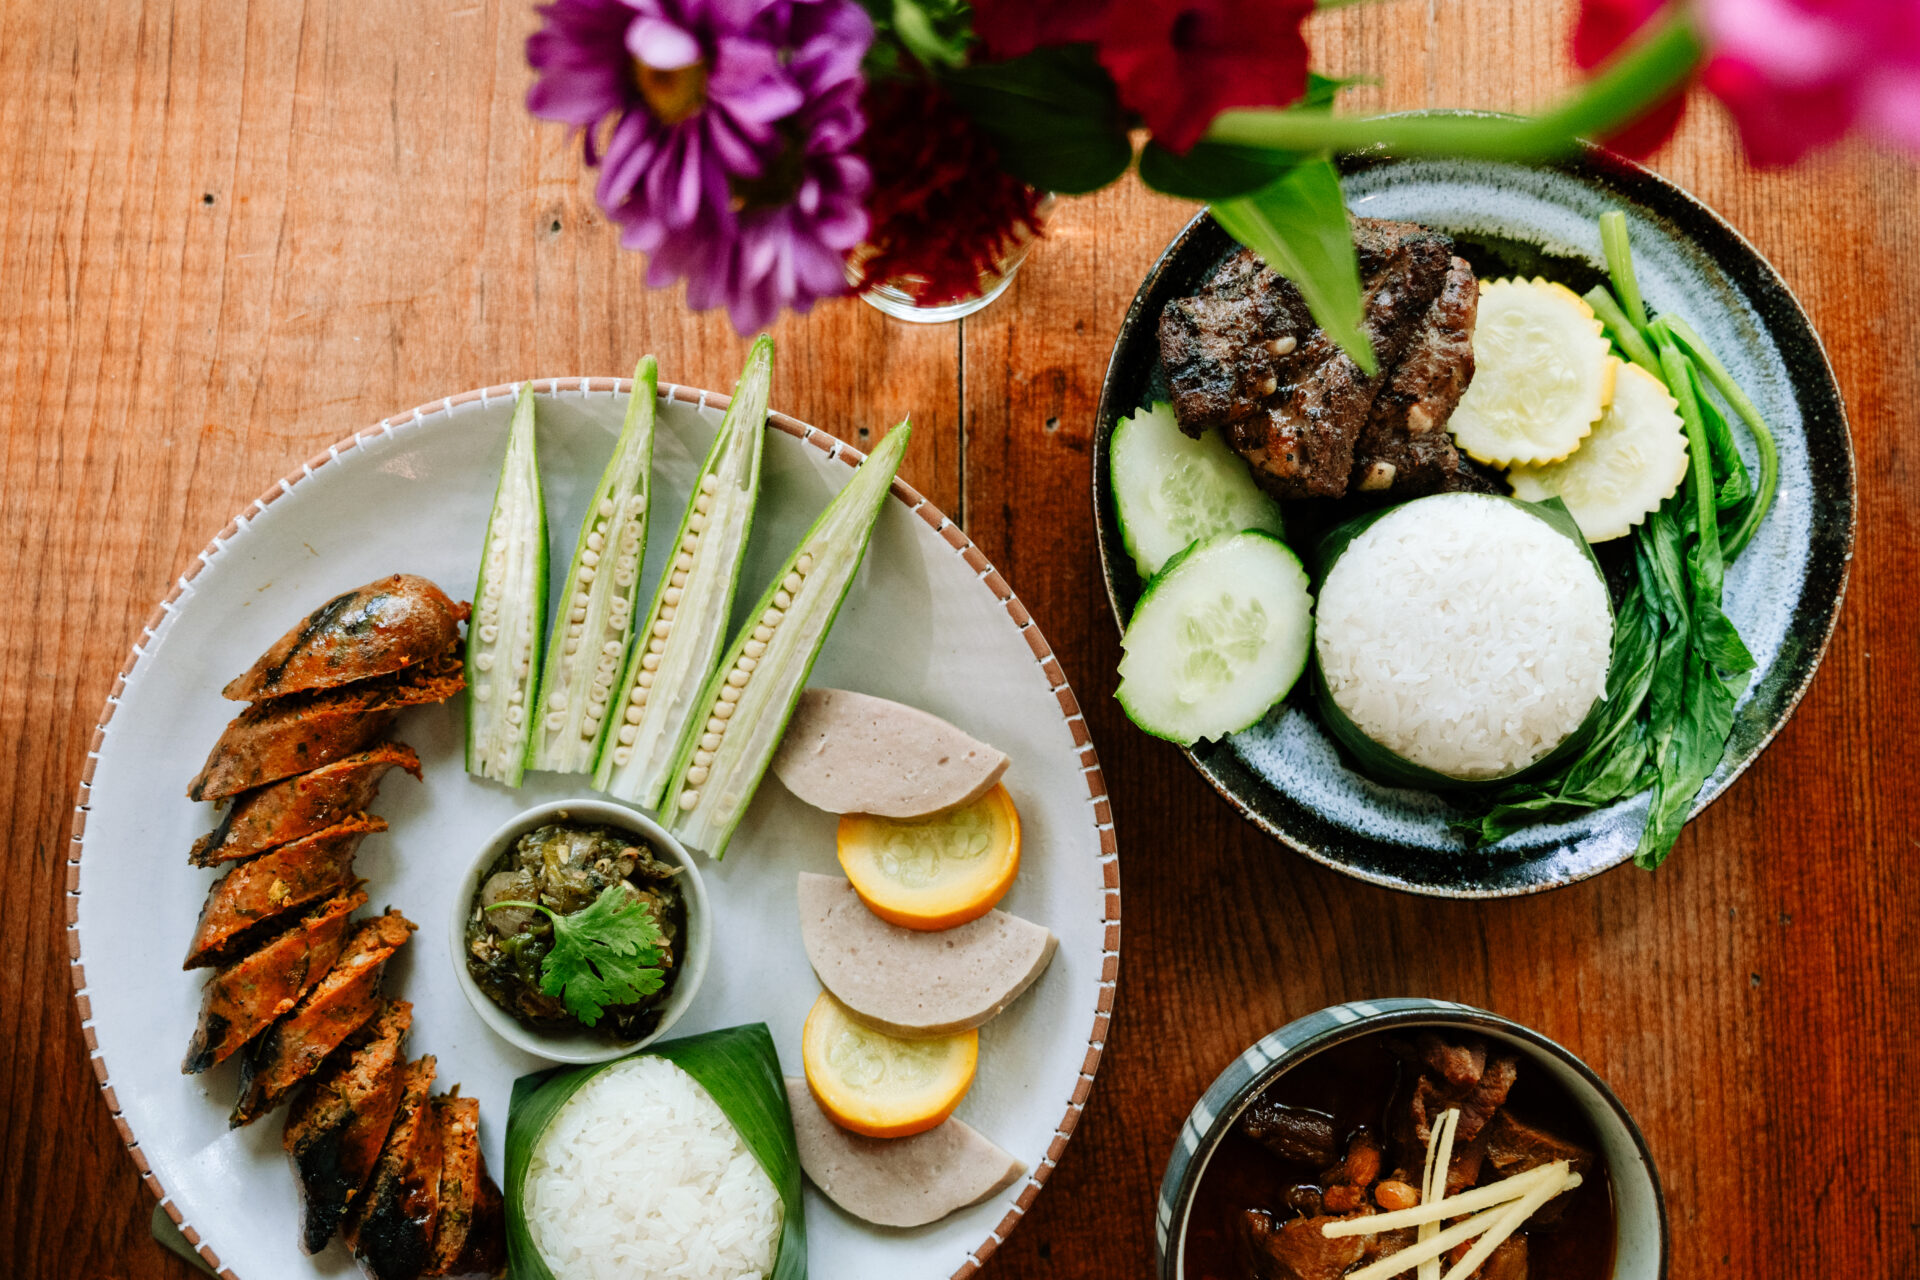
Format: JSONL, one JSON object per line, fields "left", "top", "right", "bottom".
{"left": 1699, "top": 0, "right": 1920, "bottom": 166}
{"left": 526, "top": 0, "right": 872, "bottom": 331}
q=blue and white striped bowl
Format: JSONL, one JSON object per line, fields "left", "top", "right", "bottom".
{"left": 1156, "top": 998, "right": 1668, "bottom": 1279}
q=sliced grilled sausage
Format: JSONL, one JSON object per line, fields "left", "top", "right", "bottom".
{"left": 347, "top": 1054, "right": 443, "bottom": 1280}
{"left": 182, "top": 887, "right": 364, "bottom": 1074}
{"left": 223, "top": 575, "right": 467, "bottom": 702}
{"left": 189, "top": 665, "right": 463, "bottom": 801}
{"left": 433, "top": 1151, "right": 505, "bottom": 1279}
{"left": 183, "top": 818, "right": 381, "bottom": 969}
{"left": 191, "top": 744, "right": 421, "bottom": 866}
{"left": 286, "top": 1000, "right": 412, "bottom": 1255}
{"left": 424, "top": 1093, "right": 481, "bottom": 1274}
{"left": 232, "top": 910, "right": 414, "bottom": 1126}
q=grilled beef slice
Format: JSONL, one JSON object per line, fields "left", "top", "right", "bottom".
{"left": 182, "top": 886, "right": 364, "bottom": 1074}
{"left": 347, "top": 1054, "right": 442, "bottom": 1280}
{"left": 183, "top": 818, "right": 381, "bottom": 969}
{"left": 286, "top": 1000, "right": 413, "bottom": 1254}
{"left": 233, "top": 910, "right": 415, "bottom": 1126}
{"left": 1160, "top": 219, "right": 1455, "bottom": 499}
{"left": 191, "top": 743, "right": 421, "bottom": 866}
{"left": 1237, "top": 1208, "right": 1366, "bottom": 1280}
{"left": 224, "top": 575, "right": 467, "bottom": 702}
{"left": 1351, "top": 255, "right": 1498, "bottom": 497}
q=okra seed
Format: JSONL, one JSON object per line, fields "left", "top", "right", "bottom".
{"left": 648, "top": 637, "right": 665, "bottom": 654}
{"left": 694, "top": 750, "right": 714, "bottom": 767}
{"left": 773, "top": 591, "right": 792, "bottom": 610}
{"left": 681, "top": 534, "right": 699, "bottom": 554}
{"left": 706, "top": 717, "right": 727, "bottom": 734}
{"left": 474, "top": 682, "right": 492, "bottom": 702}
{"left": 602, "top": 640, "right": 622, "bottom": 657}
{"left": 700, "top": 732, "right": 722, "bottom": 751}
{"left": 577, "top": 565, "right": 595, "bottom": 584}
{"left": 616, "top": 555, "right": 636, "bottom": 577}
{"left": 783, "top": 572, "right": 804, "bottom": 594}
{"left": 573, "top": 591, "right": 590, "bottom": 608}
{"left": 619, "top": 725, "right": 637, "bottom": 745}
{"left": 659, "top": 605, "right": 677, "bottom": 623}
{"left": 674, "top": 555, "right": 693, "bottom": 573}
{"left": 761, "top": 607, "right": 784, "bottom": 628}
{"left": 582, "top": 550, "right": 600, "bottom": 568}
{"left": 615, "top": 747, "right": 633, "bottom": 766}
{"left": 726, "top": 670, "right": 748, "bottom": 689}
{"left": 545, "top": 713, "right": 565, "bottom": 731}
{"left": 687, "top": 765, "right": 710, "bottom": 786}
{"left": 586, "top": 532, "right": 604, "bottom": 553}
{"left": 475, "top": 653, "right": 494, "bottom": 672}
{"left": 737, "top": 656, "right": 757, "bottom": 673}
{"left": 587, "top": 700, "right": 605, "bottom": 718}
{"left": 714, "top": 701, "right": 735, "bottom": 719}
{"left": 626, "top": 706, "right": 644, "bottom": 725}
{"left": 507, "top": 705, "right": 524, "bottom": 725}
{"left": 652, "top": 620, "right": 672, "bottom": 638}
{"left": 679, "top": 789, "right": 700, "bottom": 809}
{"left": 689, "top": 514, "right": 708, "bottom": 533}
{"left": 509, "top": 687, "right": 523, "bottom": 704}
{"left": 632, "top": 689, "right": 649, "bottom": 708}
{"left": 598, "top": 498, "right": 616, "bottom": 518}
{"left": 637, "top": 671, "right": 655, "bottom": 689}
{"left": 564, "top": 639, "right": 580, "bottom": 655}
{"left": 549, "top": 691, "right": 567, "bottom": 710}
{"left": 744, "top": 640, "right": 766, "bottom": 658}
{"left": 721, "top": 686, "right": 743, "bottom": 705}
{"left": 625, "top": 494, "right": 645, "bottom": 516}
{"left": 695, "top": 494, "right": 713, "bottom": 513}
{"left": 796, "top": 554, "right": 815, "bottom": 574}
{"left": 700, "top": 474, "right": 718, "bottom": 494}
{"left": 753, "top": 626, "right": 773, "bottom": 643}
{"left": 570, "top": 608, "right": 587, "bottom": 624}
{"left": 641, "top": 654, "right": 661, "bottom": 671}
{"left": 480, "top": 624, "right": 499, "bottom": 643}
{"left": 664, "top": 588, "right": 682, "bottom": 606}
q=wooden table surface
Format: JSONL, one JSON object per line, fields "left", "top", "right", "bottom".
{"left": 6, "top": 1, "right": 1917, "bottom": 1276}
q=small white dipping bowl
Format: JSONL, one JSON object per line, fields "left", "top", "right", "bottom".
{"left": 448, "top": 798, "right": 711, "bottom": 1065}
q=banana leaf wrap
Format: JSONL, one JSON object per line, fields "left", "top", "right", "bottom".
{"left": 504, "top": 1022, "right": 806, "bottom": 1280}
{"left": 1309, "top": 494, "right": 1615, "bottom": 792}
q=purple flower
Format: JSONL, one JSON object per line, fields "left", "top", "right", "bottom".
{"left": 527, "top": 0, "right": 873, "bottom": 332}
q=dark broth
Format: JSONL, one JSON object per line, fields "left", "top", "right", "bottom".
{"left": 1183, "top": 1031, "right": 1617, "bottom": 1280}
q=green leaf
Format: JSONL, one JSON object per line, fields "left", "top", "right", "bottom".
{"left": 1137, "top": 75, "right": 1364, "bottom": 200}
{"left": 1211, "top": 159, "right": 1376, "bottom": 374}
{"left": 941, "top": 45, "right": 1132, "bottom": 194}
{"left": 889, "top": 0, "right": 970, "bottom": 69}
{"left": 505, "top": 1024, "right": 807, "bottom": 1280}
{"left": 491, "top": 885, "right": 667, "bottom": 1027}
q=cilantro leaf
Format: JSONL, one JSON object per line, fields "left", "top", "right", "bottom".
{"left": 489, "top": 885, "right": 667, "bottom": 1027}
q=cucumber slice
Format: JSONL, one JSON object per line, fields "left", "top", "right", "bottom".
{"left": 594, "top": 338, "right": 772, "bottom": 809}
{"left": 1115, "top": 530, "right": 1313, "bottom": 746}
{"left": 670, "top": 422, "right": 912, "bottom": 858}
{"left": 465, "top": 384, "right": 549, "bottom": 785}
{"left": 1110, "top": 400, "right": 1282, "bottom": 578}
{"left": 528, "top": 356, "right": 659, "bottom": 774}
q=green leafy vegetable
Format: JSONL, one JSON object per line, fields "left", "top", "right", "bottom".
{"left": 487, "top": 885, "right": 665, "bottom": 1027}
{"left": 505, "top": 1024, "right": 807, "bottom": 1280}
{"left": 1136, "top": 75, "right": 1362, "bottom": 200}
{"left": 1211, "top": 159, "right": 1375, "bottom": 374}
{"left": 1456, "top": 210, "right": 1782, "bottom": 867}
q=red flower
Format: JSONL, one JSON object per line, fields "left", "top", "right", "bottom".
{"left": 970, "top": 0, "right": 1109, "bottom": 59}
{"left": 1573, "top": 0, "right": 1690, "bottom": 157}
{"left": 1098, "top": 0, "right": 1314, "bottom": 152}
{"left": 853, "top": 79, "right": 1047, "bottom": 306}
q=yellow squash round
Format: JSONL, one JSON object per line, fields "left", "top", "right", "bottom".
{"left": 836, "top": 784, "right": 1022, "bottom": 931}
{"left": 801, "top": 991, "right": 978, "bottom": 1138}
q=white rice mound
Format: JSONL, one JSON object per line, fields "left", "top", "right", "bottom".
{"left": 525, "top": 1055, "right": 783, "bottom": 1280}
{"left": 1315, "top": 493, "right": 1613, "bottom": 780}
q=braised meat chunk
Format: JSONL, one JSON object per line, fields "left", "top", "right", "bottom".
{"left": 1238, "top": 1209, "right": 1366, "bottom": 1280}
{"left": 1352, "top": 256, "right": 1499, "bottom": 497}
{"left": 1239, "top": 1100, "right": 1339, "bottom": 1167}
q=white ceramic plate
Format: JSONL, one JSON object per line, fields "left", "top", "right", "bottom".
{"left": 69, "top": 379, "right": 1119, "bottom": 1280}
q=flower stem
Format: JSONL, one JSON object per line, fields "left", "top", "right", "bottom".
{"left": 1206, "top": 17, "right": 1704, "bottom": 159}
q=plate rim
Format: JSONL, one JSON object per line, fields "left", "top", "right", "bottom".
{"left": 67, "top": 376, "right": 1121, "bottom": 1279}
{"left": 1091, "top": 147, "right": 1858, "bottom": 898}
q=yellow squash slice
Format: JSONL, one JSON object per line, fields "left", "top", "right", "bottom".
{"left": 802, "top": 991, "right": 978, "bottom": 1138}
{"left": 1448, "top": 278, "right": 1615, "bottom": 466}
{"left": 1509, "top": 361, "right": 1690, "bottom": 542}
{"left": 837, "top": 784, "right": 1021, "bottom": 931}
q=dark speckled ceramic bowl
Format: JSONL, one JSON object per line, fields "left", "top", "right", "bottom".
{"left": 1094, "top": 149, "right": 1856, "bottom": 897}
{"left": 1155, "top": 998, "right": 1668, "bottom": 1280}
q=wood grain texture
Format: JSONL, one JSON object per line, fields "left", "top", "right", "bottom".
{"left": 3, "top": 0, "right": 1917, "bottom": 1276}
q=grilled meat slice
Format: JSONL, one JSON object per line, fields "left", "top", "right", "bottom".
{"left": 1164, "top": 219, "right": 1456, "bottom": 499}
{"left": 182, "top": 886, "right": 364, "bottom": 1074}
{"left": 1237, "top": 1208, "right": 1366, "bottom": 1280}
{"left": 1352, "top": 255, "right": 1498, "bottom": 497}
{"left": 189, "top": 660, "right": 464, "bottom": 801}
{"left": 233, "top": 911, "right": 415, "bottom": 1126}
{"left": 347, "top": 1054, "right": 442, "bottom": 1280}
{"left": 224, "top": 575, "right": 468, "bottom": 702}
{"left": 183, "top": 818, "right": 381, "bottom": 969}
{"left": 1159, "top": 249, "right": 1316, "bottom": 429}
{"left": 1239, "top": 1100, "right": 1339, "bottom": 1166}
{"left": 192, "top": 744, "right": 422, "bottom": 866}
{"left": 423, "top": 1092, "right": 508, "bottom": 1277}
{"left": 286, "top": 1000, "right": 413, "bottom": 1254}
